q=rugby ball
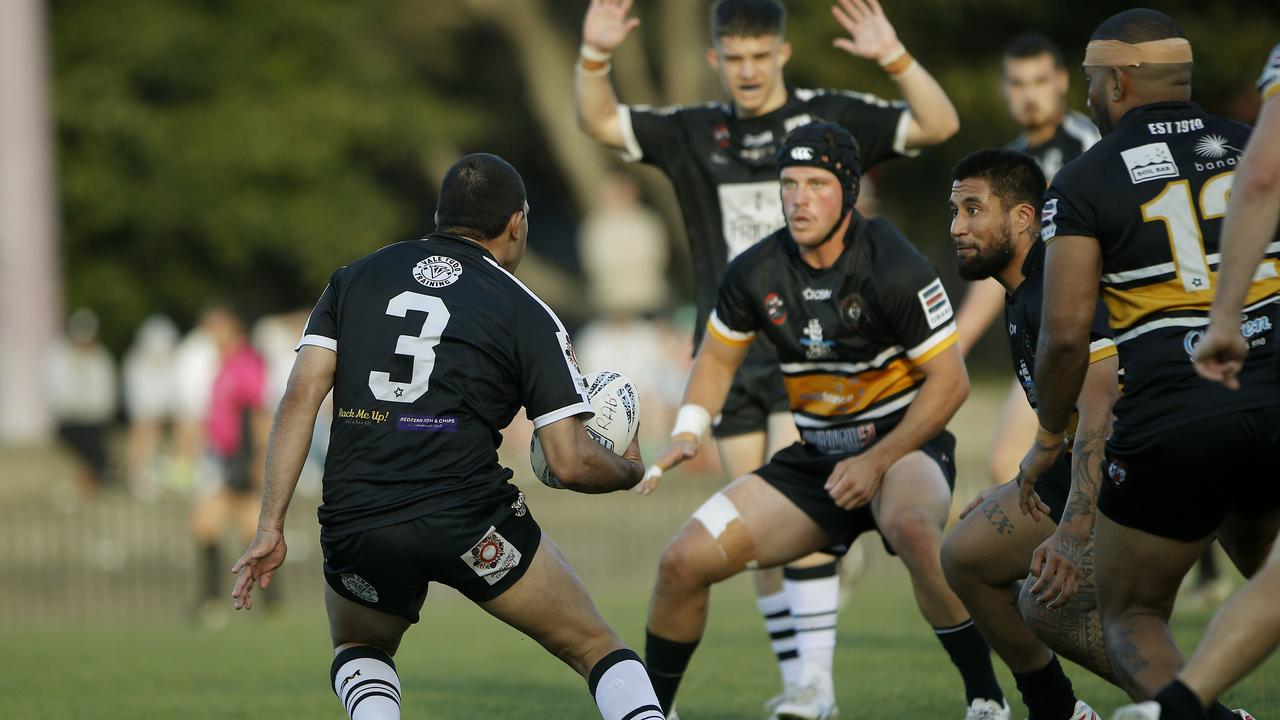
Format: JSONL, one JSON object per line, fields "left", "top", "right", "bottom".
{"left": 531, "top": 370, "right": 640, "bottom": 489}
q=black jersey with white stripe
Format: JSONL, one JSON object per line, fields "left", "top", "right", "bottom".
{"left": 300, "top": 233, "right": 592, "bottom": 535}
{"left": 1004, "top": 238, "right": 1116, "bottom": 416}
{"left": 1006, "top": 110, "right": 1100, "bottom": 182}
{"left": 1043, "top": 102, "right": 1280, "bottom": 452}
{"left": 707, "top": 215, "right": 957, "bottom": 453}
{"left": 620, "top": 87, "right": 912, "bottom": 348}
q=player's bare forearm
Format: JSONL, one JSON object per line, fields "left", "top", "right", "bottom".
{"left": 681, "top": 335, "right": 750, "bottom": 421}
{"left": 1060, "top": 355, "right": 1118, "bottom": 534}
{"left": 575, "top": 69, "right": 626, "bottom": 149}
{"left": 954, "top": 278, "right": 1005, "bottom": 356}
{"left": 1210, "top": 97, "right": 1280, "bottom": 326}
{"left": 895, "top": 60, "right": 960, "bottom": 148}
{"left": 257, "top": 347, "right": 334, "bottom": 530}
{"left": 1034, "top": 236, "right": 1102, "bottom": 433}
{"left": 866, "top": 343, "right": 968, "bottom": 470}
{"left": 537, "top": 417, "right": 642, "bottom": 493}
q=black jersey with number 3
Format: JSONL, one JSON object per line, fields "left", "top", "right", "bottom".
{"left": 299, "top": 233, "right": 592, "bottom": 536}
{"left": 621, "top": 88, "right": 913, "bottom": 343}
{"left": 1044, "top": 102, "right": 1280, "bottom": 453}
{"left": 707, "top": 215, "right": 957, "bottom": 453}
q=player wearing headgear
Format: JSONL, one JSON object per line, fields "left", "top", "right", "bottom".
{"left": 638, "top": 122, "right": 1006, "bottom": 720}
{"left": 941, "top": 149, "right": 1119, "bottom": 720}
{"left": 1026, "top": 9, "right": 1279, "bottom": 717}
{"left": 1114, "top": 42, "right": 1280, "bottom": 720}
{"left": 952, "top": 33, "right": 1102, "bottom": 492}
{"left": 575, "top": 1, "right": 959, "bottom": 714}
{"left": 229, "top": 154, "right": 667, "bottom": 720}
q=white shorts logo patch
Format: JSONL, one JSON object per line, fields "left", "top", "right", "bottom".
{"left": 916, "top": 278, "right": 953, "bottom": 330}
{"left": 1121, "top": 142, "right": 1179, "bottom": 184}
{"left": 341, "top": 573, "right": 380, "bottom": 603}
{"left": 413, "top": 255, "right": 463, "bottom": 288}
{"left": 462, "top": 526, "right": 523, "bottom": 586}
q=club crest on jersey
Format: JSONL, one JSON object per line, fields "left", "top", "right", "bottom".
{"left": 801, "top": 318, "right": 837, "bottom": 359}
{"left": 462, "top": 526, "right": 523, "bottom": 586}
{"left": 1121, "top": 142, "right": 1179, "bottom": 184}
{"left": 1105, "top": 459, "right": 1128, "bottom": 487}
{"left": 413, "top": 255, "right": 463, "bottom": 288}
{"left": 765, "top": 292, "right": 788, "bottom": 325}
{"left": 840, "top": 294, "right": 867, "bottom": 330}
{"left": 341, "top": 574, "right": 379, "bottom": 604}
{"left": 916, "top": 279, "right": 953, "bottom": 330}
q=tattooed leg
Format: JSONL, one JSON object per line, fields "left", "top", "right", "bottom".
{"left": 1093, "top": 512, "right": 1209, "bottom": 699}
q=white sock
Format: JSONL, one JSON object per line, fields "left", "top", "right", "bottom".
{"left": 589, "top": 649, "right": 665, "bottom": 720}
{"left": 785, "top": 563, "right": 840, "bottom": 683}
{"left": 331, "top": 646, "right": 402, "bottom": 720}
{"left": 757, "top": 590, "right": 802, "bottom": 687}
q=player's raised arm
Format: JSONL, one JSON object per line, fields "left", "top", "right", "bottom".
{"left": 829, "top": 0, "right": 958, "bottom": 148}
{"left": 634, "top": 325, "right": 750, "bottom": 495}
{"left": 575, "top": 0, "right": 641, "bottom": 150}
{"left": 232, "top": 344, "right": 335, "bottom": 610}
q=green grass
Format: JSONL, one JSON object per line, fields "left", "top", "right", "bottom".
{"left": 2, "top": 563, "right": 1278, "bottom": 719}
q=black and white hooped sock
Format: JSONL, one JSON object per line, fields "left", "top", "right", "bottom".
{"left": 331, "top": 645, "right": 402, "bottom": 720}
{"left": 588, "top": 648, "right": 665, "bottom": 720}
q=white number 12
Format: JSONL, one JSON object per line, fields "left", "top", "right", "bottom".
{"left": 368, "top": 291, "right": 450, "bottom": 403}
{"left": 1141, "top": 173, "right": 1234, "bottom": 292}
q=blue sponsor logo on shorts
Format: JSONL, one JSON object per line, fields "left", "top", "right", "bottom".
{"left": 397, "top": 415, "right": 458, "bottom": 432}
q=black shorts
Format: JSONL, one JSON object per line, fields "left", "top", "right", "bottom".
{"left": 1098, "top": 406, "right": 1280, "bottom": 541}
{"left": 756, "top": 431, "right": 957, "bottom": 555}
{"left": 321, "top": 490, "right": 541, "bottom": 622}
{"left": 713, "top": 353, "right": 790, "bottom": 439}
{"left": 1035, "top": 454, "right": 1072, "bottom": 525}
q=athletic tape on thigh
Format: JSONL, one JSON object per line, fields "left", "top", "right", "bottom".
{"left": 692, "top": 492, "right": 757, "bottom": 568}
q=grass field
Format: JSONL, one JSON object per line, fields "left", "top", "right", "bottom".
{"left": 2, "top": 562, "right": 1279, "bottom": 719}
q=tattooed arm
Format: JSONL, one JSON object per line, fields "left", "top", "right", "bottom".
{"left": 1027, "top": 353, "right": 1120, "bottom": 608}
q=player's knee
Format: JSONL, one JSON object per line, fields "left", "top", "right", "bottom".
{"left": 883, "top": 508, "right": 942, "bottom": 568}
{"left": 656, "top": 534, "right": 715, "bottom": 593}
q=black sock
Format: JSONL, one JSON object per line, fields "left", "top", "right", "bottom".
{"left": 1013, "top": 655, "right": 1076, "bottom": 720}
{"left": 935, "top": 620, "right": 1004, "bottom": 705}
{"left": 1155, "top": 679, "right": 1210, "bottom": 720}
{"left": 645, "top": 629, "right": 699, "bottom": 714}
{"left": 200, "top": 543, "right": 220, "bottom": 600}
{"left": 1207, "top": 701, "right": 1237, "bottom": 720}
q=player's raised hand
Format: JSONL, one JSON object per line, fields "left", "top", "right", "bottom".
{"left": 830, "top": 0, "right": 901, "bottom": 62}
{"left": 1192, "top": 323, "right": 1247, "bottom": 390}
{"left": 582, "top": 0, "right": 641, "bottom": 55}
{"left": 634, "top": 433, "right": 699, "bottom": 496}
{"left": 1028, "top": 526, "right": 1088, "bottom": 609}
{"left": 825, "top": 453, "right": 886, "bottom": 510}
{"left": 230, "top": 526, "right": 287, "bottom": 610}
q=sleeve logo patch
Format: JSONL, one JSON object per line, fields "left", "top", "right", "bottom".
{"left": 557, "top": 331, "right": 588, "bottom": 392}
{"left": 1121, "top": 142, "right": 1179, "bottom": 184}
{"left": 917, "top": 278, "right": 953, "bottom": 330}
{"left": 1041, "top": 198, "right": 1059, "bottom": 241}
{"left": 461, "top": 526, "right": 523, "bottom": 586}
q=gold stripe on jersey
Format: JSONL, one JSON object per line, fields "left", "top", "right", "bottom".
{"left": 907, "top": 325, "right": 958, "bottom": 365}
{"left": 1103, "top": 275, "right": 1280, "bottom": 332}
{"left": 705, "top": 313, "right": 755, "bottom": 348}
{"left": 1266, "top": 81, "right": 1280, "bottom": 101}
{"left": 1088, "top": 338, "right": 1118, "bottom": 364}
{"left": 783, "top": 360, "right": 921, "bottom": 420}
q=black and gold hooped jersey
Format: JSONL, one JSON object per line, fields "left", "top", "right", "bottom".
{"left": 299, "top": 233, "right": 592, "bottom": 536}
{"left": 707, "top": 215, "right": 957, "bottom": 454}
{"left": 1261, "top": 43, "right": 1280, "bottom": 101}
{"left": 620, "top": 87, "right": 913, "bottom": 346}
{"left": 1044, "top": 102, "right": 1280, "bottom": 453}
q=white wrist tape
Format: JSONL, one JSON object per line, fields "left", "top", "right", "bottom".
{"left": 671, "top": 404, "right": 712, "bottom": 440}
{"left": 877, "top": 42, "right": 907, "bottom": 67}
{"left": 580, "top": 43, "right": 612, "bottom": 63}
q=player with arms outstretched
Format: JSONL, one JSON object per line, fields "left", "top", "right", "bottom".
{"left": 576, "top": 1, "right": 959, "bottom": 714}
{"left": 1027, "top": 10, "right": 1279, "bottom": 719}
{"left": 230, "top": 154, "right": 665, "bottom": 720}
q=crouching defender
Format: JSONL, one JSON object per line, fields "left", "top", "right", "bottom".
{"left": 941, "top": 149, "right": 1121, "bottom": 720}
{"left": 639, "top": 122, "right": 1007, "bottom": 720}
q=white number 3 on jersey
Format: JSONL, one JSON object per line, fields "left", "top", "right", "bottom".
{"left": 369, "top": 291, "right": 451, "bottom": 403}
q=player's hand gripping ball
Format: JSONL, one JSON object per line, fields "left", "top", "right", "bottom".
{"left": 531, "top": 370, "right": 640, "bottom": 488}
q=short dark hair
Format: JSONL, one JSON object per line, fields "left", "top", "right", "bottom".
{"left": 951, "top": 149, "right": 1046, "bottom": 212}
{"left": 710, "top": 0, "right": 785, "bottom": 41}
{"left": 435, "top": 153, "right": 526, "bottom": 240}
{"left": 1003, "top": 32, "right": 1065, "bottom": 70}
{"left": 1091, "top": 8, "right": 1185, "bottom": 43}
